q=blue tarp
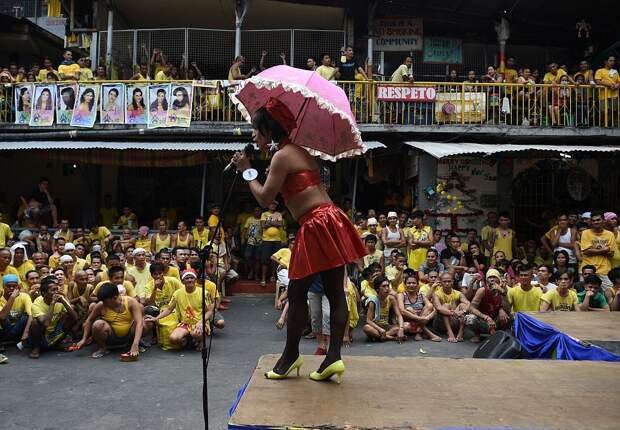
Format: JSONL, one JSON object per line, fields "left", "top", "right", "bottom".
{"left": 514, "top": 313, "right": 620, "bottom": 361}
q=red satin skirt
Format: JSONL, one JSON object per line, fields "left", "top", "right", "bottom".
{"left": 289, "top": 203, "right": 367, "bottom": 280}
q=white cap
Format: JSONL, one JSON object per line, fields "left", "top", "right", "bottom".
{"left": 581, "top": 212, "right": 591, "bottom": 219}
{"left": 63, "top": 242, "right": 76, "bottom": 251}
{"left": 387, "top": 211, "right": 398, "bottom": 218}
{"left": 132, "top": 248, "right": 146, "bottom": 256}
{"left": 181, "top": 270, "right": 198, "bottom": 280}
{"left": 59, "top": 255, "right": 74, "bottom": 264}
{"left": 367, "top": 217, "right": 378, "bottom": 225}
{"left": 91, "top": 245, "right": 102, "bottom": 252}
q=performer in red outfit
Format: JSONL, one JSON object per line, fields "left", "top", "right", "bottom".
{"left": 232, "top": 98, "right": 366, "bottom": 382}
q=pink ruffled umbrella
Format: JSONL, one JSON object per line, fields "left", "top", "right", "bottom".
{"left": 230, "top": 65, "right": 366, "bottom": 161}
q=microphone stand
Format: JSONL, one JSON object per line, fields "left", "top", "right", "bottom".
{"left": 200, "top": 167, "right": 240, "bottom": 430}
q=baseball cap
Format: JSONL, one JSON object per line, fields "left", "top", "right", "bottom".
{"left": 581, "top": 212, "right": 591, "bottom": 219}
{"left": 3, "top": 274, "right": 19, "bottom": 285}
{"left": 59, "top": 255, "right": 74, "bottom": 264}
{"left": 486, "top": 268, "right": 501, "bottom": 280}
{"left": 387, "top": 211, "right": 398, "bottom": 218}
{"left": 367, "top": 217, "right": 378, "bottom": 225}
{"left": 132, "top": 248, "right": 146, "bottom": 256}
{"left": 63, "top": 242, "right": 76, "bottom": 251}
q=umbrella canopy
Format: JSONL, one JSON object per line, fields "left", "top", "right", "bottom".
{"left": 230, "top": 65, "right": 365, "bottom": 161}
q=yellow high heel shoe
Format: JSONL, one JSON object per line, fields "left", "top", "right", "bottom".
{"left": 309, "top": 360, "right": 345, "bottom": 384}
{"left": 264, "top": 355, "right": 304, "bottom": 380}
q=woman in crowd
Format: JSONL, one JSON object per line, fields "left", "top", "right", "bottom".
{"left": 397, "top": 274, "right": 440, "bottom": 341}
{"left": 172, "top": 220, "right": 193, "bottom": 248}
{"left": 418, "top": 248, "right": 444, "bottom": 283}
{"left": 552, "top": 249, "right": 578, "bottom": 283}
{"left": 363, "top": 275, "right": 406, "bottom": 343}
{"left": 465, "top": 242, "right": 488, "bottom": 273}
{"left": 381, "top": 211, "right": 405, "bottom": 260}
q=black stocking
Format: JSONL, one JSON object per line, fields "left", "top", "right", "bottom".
{"left": 319, "top": 265, "right": 347, "bottom": 372}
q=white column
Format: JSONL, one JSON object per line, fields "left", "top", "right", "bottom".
{"left": 105, "top": 8, "right": 113, "bottom": 78}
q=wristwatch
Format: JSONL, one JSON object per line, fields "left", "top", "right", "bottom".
{"left": 242, "top": 168, "right": 258, "bottom": 181}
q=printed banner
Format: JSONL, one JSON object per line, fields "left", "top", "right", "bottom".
{"left": 14, "top": 84, "right": 33, "bottom": 125}
{"left": 166, "top": 84, "right": 193, "bottom": 127}
{"left": 376, "top": 84, "right": 436, "bottom": 102}
{"left": 374, "top": 18, "right": 423, "bottom": 52}
{"left": 434, "top": 91, "right": 486, "bottom": 123}
{"left": 148, "top": 84, "right": 170, "bottom": 129}
{"left": 56, "top": 84, "right": 77, "bottom": 125}
{"left": 30, "top": 84, "right": 56, "bottom": 127}
{"left": 126, "top": 84, "right": 148, "bottom": 125}
{"left": 101, "top": 83, "right": 125, "bottom": 124}
{"left": 423, "top": 37, "right": 463, "bottom": 64}
{"left": 71, "top": 84, "right": 100, "bottom": 127}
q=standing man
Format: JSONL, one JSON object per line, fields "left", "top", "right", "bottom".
{"left": 407, "top": 210, "right": 432, "bottom": 271}
{"left": 481, "top": 211, "right": 498, "bottom": 257}
{"left": 0, "top": 213, "right": 13, "bottom": 248}
{"left": 58, "top": 50, "right": 80, "bottom": 80}
{"left": 127, "top": 248, "right": 151, "bottom": 299}
{"left": 336, "top": 46, "right": 368, "bottom": 81}
{"left": 579, "top": 211, "right": 617, "bottom": 289}
{"left": 594, "top": 56, "right": 619, "bottom": 126}
{"left": 490, "top": 211, "right": 516, "bottom": 262}
{"left": 315, "top": 54, "right": 337, "bottom": 81}
{"left": 260, "top": 202, "right": 283, "bottom": 287}
{"left": 192, "top": 216, "right": 209, "bottom": 250}
{"left": 242, "top": 207, "right": 262, "bottom": 281}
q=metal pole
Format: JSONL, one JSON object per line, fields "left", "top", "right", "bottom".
{"left": 200, "top": 163, "right": 207, "bottom": 216}
{"left": 234, "top": 0, "right": 248, "bottom": 59}
{"left": 235, "top": 26, "right": 241, "bottom": 58}
{"left": 105, "top": 7, "right": 113, "bottom": 79}
{"left": 351, "top": 158, "right": 359, "bottom": 214}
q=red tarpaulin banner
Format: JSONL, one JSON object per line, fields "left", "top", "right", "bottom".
{"left": 376, "top": 85, "right": 436, "bottom": 102}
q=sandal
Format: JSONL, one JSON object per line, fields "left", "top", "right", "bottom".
{"left": 29, "top": 351, "right": 40, "bottom": 359}
{"left": 91, "top": 349, "right": 110, "bottom": 359}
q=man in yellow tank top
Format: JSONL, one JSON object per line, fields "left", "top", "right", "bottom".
{"left": 76, "top": 283, "right": 148, "bottom": 359}
{"left": 490, "top": 211, "right": 516, "bottom": 262}
{"left": 431, "top": 272, "right": 470, "bottom": 342}
{"left": 192, "top": 216, "right": 210, "bottom": 250}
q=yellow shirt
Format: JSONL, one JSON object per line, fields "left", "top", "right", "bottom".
{"left": 171, "top": 287, "right": 203, "bottom": 326}
{"left": 0, "top": 222, "right": 13, "bottom": 247}
{"left": 58, "top": 63, "right": 81, "bottom": 79}
{"left": 492, "top": 228, "right": 514, "bottom": 261}
{"left": 164, "top": 266, "right": 180, "bottom": 280}
{"left": 480, "top": 225, "right": 494, "bottom": 257}
{"left": 144, "top": 276, "right": 183, "bottom": 309}
{"left": 72, "top": 283, "right": 94, "bottom": 301}
{"left": 346, "top": 281, "right": 359, "bottom": 328}
{"left": 611, "top": 230, "right": 620, "bottom": 270}
{"left": 272, "top": 248, "right": 291, "bottom": 268}
{"left": 0, "top": 292, "right": 32, "bottom": 316}
{"left": 36, "top": 69, "right": 59, "bottom": 82}
{"left": 79, "top": 67, "right": 94, "bottom": 81}
{"left": 192, "top": 227, "right": 210, "bottom": 250}
{"left": 390, "top": 64, "right": 410, "bottom": 82}
{"left": 261, "top": 211, "right": 282, "bottom": 242}
{"left": 207, "top": 215, "right": 225, "bottom": 242}
{"left": 543, "top": 68, "right": 567, "bottom": 84}
{"left": 385, "top": 264, "right": 399, "bottom": 282}
{"left": 117, "top": 214, "right": 137, "bottom": 228}
{"left": 434, "top": 288, "right": 461, "bottom": 306}
{"left": 236, "top": 212, "right": 252, "bottom": 230}
{"left": 361, "top": 279, "right": 377, "bottom": 298}
{"left": 0, "top": 265, "right": 21, "bottom": 294}
{"left": 316, "top": 65, "right": 336, "bottom": 81}
{"left": 155, "top": 70, "right": 172, "bottom": 81}
{"left": 363, "top": 249, "right": 383, "bottom": 268}
{"left": 407, "top": 225, "right": 432, "bottom": 271}
{"left": 99, "top": 208, "right": 118, "bottom": 228}
{"left": 14, "top": 261, "right": 35, "bottom": 283}
{"left": 135, "top": 237, "right": 151, "bottom": 252}
{"left": 594, "top": 67, "right": 620, "bottom": 99}
{"left": 127, "top": 264, "right": 152, "bottom": 298}
{"left": 508, "top": 284, "right": 543, "bottom": 313}
{"left": 154, "top": 233, "right": 172, "bottom": 252}
{"left": 88, "top": 226, "right": 111, "bottom": 243}
{"left": 579, "top": 229, "right": 617, "bottom": 275}
{"left": 93, "top": 280, "right": 136, "bottom": 298}
{"left": 101, "top": 296, "right": 134, "bottom": 337}
{"left": 502, "top": 68, "right": 518, "bottom": 83}
{"left": 32, "top": 296, "right": 66, "bottom": 341}
{"left": 541, "top": 289, "right": 579, "bottom": 311}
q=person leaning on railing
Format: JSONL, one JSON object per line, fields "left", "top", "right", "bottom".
{"left": 594, "top": 55, "right": 620, "bottom": 127}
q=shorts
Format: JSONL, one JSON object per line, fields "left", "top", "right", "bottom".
{"left": 213, "top": 312, "right": 224, "bottom": 324}
{"left": 260, "top": 241, "right": 282, "bottom": 264}
{"left": 25, "top": 321, "right": 66, "bottom": 350}
{"left": 0, "top": 314, "right": 28, "bottom": 342}
{"left": 308, "top": 291, "right": 330, "bottom": 335}
{"left": 464, "top": 314, "right": 511, "bottom": 334}
{"left": 276, "top": 268, "right": 290, "bottom": 288}
{"left": 106, "top": 325, "right": 134, "bottom": 348}
{"left": 432, "top": 314, "right": 461, "bottom": 334}
{"left": 244, "top": 244, "right": 260, "bottom": 259}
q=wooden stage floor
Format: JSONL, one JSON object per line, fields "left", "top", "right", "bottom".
{"left": 229, "top": 354, "right": 620, "bottom": 430}
{"left": 525, "top": 311, "right": 620, "bottom": 342}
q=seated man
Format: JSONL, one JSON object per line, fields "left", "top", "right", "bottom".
{"left": 540, "top": 272, "right": 580, "bottom": 312}
{"left": 92, "top": 266, "right": 137, "bottom": 300}
{"left": 577, "top": 275, "right": 610, "bottom": 311}
{"left": 507, "top": 264, "right": 543, "bottom": 313}
{"left": 465, "top": 269, "right": 512, "bottom": 342}
{"left": 76, "top": 283, "right": 148, "bottom": 358}
{"left": 362, "top": 275, "right": 406, "bottom": 342}
{"left": 0, "top": 274, "right": 32, "bottom": 345}
{"left": 145, "top": 269, "right": 212, "bottom": 351}
{"left": 432, "top": 272, "right": 470, "bottom": 342}
{"left": 27, "top": 276, "right": 77, "bottom": 358}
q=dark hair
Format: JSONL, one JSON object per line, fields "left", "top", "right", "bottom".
{"left": 553, "top": 250, "right": 569, "bottom": 266}
{"left": 150, "top": 88, "right": 168, "bottom": 111}
{"left": 427, "top": 248, "right": 438, "bottom": 257}
{"left": 608, "top": 267, "right": 620, "bottom": 284}
{"left": 403, "top": 268, "right": 416, "bottom": 278}
{"left": 372, "top": 275, "right": 388, "bottom": 290}
{"left": 518, "top": 263, "right": 533, "bottom": 274}
{"left": 35, "top": 88, "right": 53, "bottom": 110}
{"left": 172, "top": 86, "right": 189, "bottom": 109}
{"left": 498, "top": 211, "right": 510, "bottom": 219}
{"left": 466, "top": 228, "right": 477, "bottom": 235}
{"left": 150, "top": 262, "right": 165, "bottom": 275}
{"left": 108, "top": 266, "right": 124, "bottom": 279}
{"left": 79, "top": 88, "right": 96, "bottom": 111}
{"left": 97, "top": 282, "right": 119, "bottom": 301}
{"left": 361, "top": 266, "right": 374, "bottom": 280}
{"left": 582, "top": 264, "right": 597, "bottom": 273}
{"left": 412, "top": 210, "right": 424, "bottom": 220}
{"left": 60, "top": 86, "right": 75, "bottom": 109}
{"left": 40, "top": 276, "right": 57, "bottom": 294}
{"left": 17, "top": 87, "right": 31, "bottom": 111}
{"left": 321, "top": 53, "right": 331, "bottom": 60}
{"left": 404, "top": 272, "right": 418, "bottom": 284}
{"left": 590, "top": 211, "right": 604, "bottom": 219}
{"left": 364, "top": 234, "right": 377, "bottom": 244}
{"left": 25, "top": 270, "right": 38, "bottom": 279}
{"left": 131, "top": 87, "right": 145, "bottom": 110}
{"left": 108, "top": 88, "right": 119, "bottom": 97}
{"left": 583, "top": 275, "right": 602, "bottom": 287}
{"left": 537, "top": 264, "right": 553, "bottom": 272}
{"left": 106, "top": 253, "right": 121, "bottom": 264}
{"left": 251, "top": 107, "right": 287, "bottom": 142}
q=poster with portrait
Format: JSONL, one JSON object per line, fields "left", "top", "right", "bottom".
{"left": 125, "top": 84, "right": 148, "bottom": 125}
{"left": 56, "top": 83, "right": 77, "bottom": 125}
{"left": 147, "top": 84, "right": 170, "bottom": 129}
{"left": 100, "top": 83, "right": 125, "bottom": 124}
{"left": 166, "top": 84, "right": 193, "bottom": 127}
{"left": 14, "top": 84, "right": 33, "bottom": 125}
{"left": 71, "top": 84, "right": 100, "bottom": 127}
{"left": 29, "top": 84, "right": 56, "bottom": 126}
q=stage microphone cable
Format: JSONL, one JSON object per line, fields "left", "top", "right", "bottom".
{"left": 200, "top": 167, "right": 240, "bottom": 430}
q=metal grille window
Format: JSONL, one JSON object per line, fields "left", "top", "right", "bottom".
{"left": 293, "top": 30, "right": 346, "bottom": 68}
{"left": 188, "top": 29, "right": 235, "bottom": 79}
{"left": 241, "top": 29, "right": 291, "bottom": 71}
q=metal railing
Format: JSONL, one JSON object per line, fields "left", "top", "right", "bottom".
{"left": 1, "top": 80, "right": 619, "bottom": 129}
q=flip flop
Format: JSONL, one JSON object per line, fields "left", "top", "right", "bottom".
{"left": 0, "top": 354, "right": 8, "bottom": 364}
{"left": 29, "top": 351, "right": 40, "bottom": 359}
{"left": 91, "top": 350, "right": 110, "bottom": 359}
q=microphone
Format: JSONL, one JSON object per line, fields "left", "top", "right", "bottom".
{"left": 224, "top": 143, "right": 255, "bottom": 173}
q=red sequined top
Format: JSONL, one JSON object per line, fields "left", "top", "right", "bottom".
{"left": 281, "top": 170, "right": 321, "bottom": 203}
